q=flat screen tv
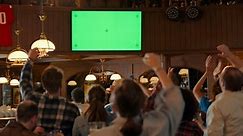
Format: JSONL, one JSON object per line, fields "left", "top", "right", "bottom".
{"left": 71, "top": 10, "right": 142, "bottom": 52}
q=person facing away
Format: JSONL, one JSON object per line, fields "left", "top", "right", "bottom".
{"left": 176, "top": 88, "right": 203, "bottom": 136}
{"left": 72, "top": 85, "right": 112, "bottom": 136}
{"left": 205, "top": 66, "right": 243, "bottom": 136}
{"left": 71, "top": 87, "right": 90, "bottom": 114}
{"left": 90, "top": 53, "right": 185, "bottom": 136}
{"left": 0, "top": 100, "right": 38, "bottom": 136}
{"left": 20, "top": 49, "right": 80, "bottom": 136}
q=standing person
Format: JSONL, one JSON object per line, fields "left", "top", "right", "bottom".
{"left": 205, "top": 66, "right": 243, "bottom": 136}
{"left": 90, "top": 53, "right": 185, "bottom": 136}
{"left": 204, "top": 44, "right": 243, "bottom": 136}
{"left": 0, "top": 101, "right": 38, "bottom": 136}
{"left": 20, "top": 49, "right": 80, "bottom": 136}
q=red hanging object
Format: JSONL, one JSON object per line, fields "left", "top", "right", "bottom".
{"left": 0, "top": 4, "right": 14, "bottom": 47}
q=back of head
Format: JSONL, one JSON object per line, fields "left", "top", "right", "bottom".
{"left": 71, "top": 87, "right": 84, "bottom": 103}
{"left": 220, "top": 66, "right": 243, "bottom": 92}
{"left": 180, "top": 88, "right": 199, "bottom": 121}
{"left": 85, "top": 85, "right": 107, "bottom": 122}
{"left": 41, "top": 65, "right": 63, "bottom": 94}
{"left": 17, "top": 100, "right": 38, "bottom": 123}
{"left": 114, "top": 79, "right": 146, "bottom": 136}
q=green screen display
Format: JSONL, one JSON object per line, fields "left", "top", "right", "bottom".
{"left": 71, "top": 11, "right": 142, "bottom": 51}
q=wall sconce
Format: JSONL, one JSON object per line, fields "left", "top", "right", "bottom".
{"left": 31, "top": 0, "right": 55, "bottom": 57}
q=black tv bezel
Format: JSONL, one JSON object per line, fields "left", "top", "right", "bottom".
{"left": 70, "top": 9, "right": 143, "bottom": 55}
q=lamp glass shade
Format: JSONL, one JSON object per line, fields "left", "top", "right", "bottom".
{"left": 140, "top": 76, "right": 148, "bottom": 83}
{"left": 150, "top": 76, "right": 159, "bottom": 84}
{"left": 68, "top": 80, "right": 77, "bottom": 86}
{"left": 110, "top": 73, "right": 121, "bottom": 80}
{"left": 0, "top": 77, "right": 8, "bottom": 84}
{"left": 10, "top": 79, "right": 19, "bottom": 86}
{"left": 31, "top": 39, "right": 55, "bottom": 57}
{"left": 7, "top": 50, "right": 28, "bottom": 62}
{"left": 85, "top": 74, "right": 97, "bottom": 81}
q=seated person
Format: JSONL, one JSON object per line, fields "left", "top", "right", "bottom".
{"left": 0, "top": 100, "right": 38, "bottom": 136}
{"left": 71, "top": 87, "right": 90, "bottom": 114}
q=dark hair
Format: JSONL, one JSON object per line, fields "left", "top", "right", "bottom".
{"left": 71, "top": 87, "right": 84, "bottom": 103}
{"left": 41, "top": 66, "right": 63, "bottom": 94}
{"left": 180, "top": 88, "right": 199, "bottom": 121}
{"left": 114, "top": 79, "right": 146, "bottom": 136}
{"left": 17, "top": 101, "right": 38, "bottom": 123}
{"left": 221, "top": 66, "right": 243, "bottom": 92}
{"left": 85, "top": 85, "right": 107, "bottom": 122}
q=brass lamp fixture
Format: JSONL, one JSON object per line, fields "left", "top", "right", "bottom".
{"left": 7, "top": 29, "right": 28, "bottom": 65}
{"left": 7, "top": 1, "right": 28, "bottom": 65}
{"left": 0, "top": 68, "right": 19, "bottom": 86}
{"left": 31, "top": 0, "right": 55, "bottom": 57}
{"left": 85, "top": 59, "right": 121, "bottom": 82}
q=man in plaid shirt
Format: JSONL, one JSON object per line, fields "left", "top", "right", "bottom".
{"left": 20, "top": 49, "right": 80, "bottom": 136}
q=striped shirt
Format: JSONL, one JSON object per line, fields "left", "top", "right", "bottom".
{"left": 20, "top": 60, "right": 80, "bottom": 136}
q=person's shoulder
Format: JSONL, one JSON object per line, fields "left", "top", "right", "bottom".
{"left": 90, "top": 125, "right": 117, "bottom": 136}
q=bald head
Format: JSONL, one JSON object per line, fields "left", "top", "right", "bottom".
{"left": 17, "top": 100, "right": 38, "bottom": 123}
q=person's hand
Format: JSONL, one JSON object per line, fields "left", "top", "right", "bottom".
{"left": 33, "top": 126, "right": 45, "bottom": 135}
{"left": 205, "top": 55, "right": 217, "bottom": 73}
{"left": 28, "top": 48, "right": 39, "bottom": 61}
{"left": 143, "top": 53, "right": 161, "bottom": 71}
{"left": 217, "top": 44, "right": 232, "bottom": 58}
{"left": 167, "top": 67, "right": 174, "bottom": 79}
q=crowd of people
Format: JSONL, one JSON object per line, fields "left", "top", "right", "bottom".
{"left": 1, "top": 44, "right": 243, "bottom": 136}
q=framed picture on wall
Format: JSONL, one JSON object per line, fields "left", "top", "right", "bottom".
{"left": 12, "top": 87, "right": 21, "bottom": 106}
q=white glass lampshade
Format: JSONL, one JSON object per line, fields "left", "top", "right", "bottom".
{"left": 150, "top": 76, "right": 159, "bottom": 84}
{"left": 0, "top": 77, "right": 8, "bottom": 84}
{"left": 110, "top": 73, "right": 121, "bottom": 80}
{"left": 85, "top": 74, "right": 97, "bottom": 81}
{"left": 31, "top": 39, "right": 55, "bottom": 57}
{"left": 7, "top": 50, "right": 28, "bottom": 62}
{"left": 179, "top": 69, "right": 189, "bottom": 75}
{"left": 10, "top": 79, "right": 19, "bottom": 86}
{"left": 140, "top": 76, "right": 149, "bottom": 84}
{"left": 68, "top": 80, "right": 77, "bottom": 86}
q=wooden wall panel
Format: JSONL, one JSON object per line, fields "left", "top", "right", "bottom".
{"left": 1, "top": 5, "right": 243, "bottom": 54}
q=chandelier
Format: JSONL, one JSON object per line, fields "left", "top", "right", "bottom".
{"left": 85, "top": 59, "right": 121, "bottom": 82}
{"left": 31, "top": 0, "right": 55, "bottom": 57}
{"left": 0, "top": 66, "right": 19, "bottom": 86}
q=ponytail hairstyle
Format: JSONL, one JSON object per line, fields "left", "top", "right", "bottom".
{"left": 114, "top": 79, "right": 146, "bottom": 136}
{"left": 85, "top": 85, "right": 107, "bottom": 122}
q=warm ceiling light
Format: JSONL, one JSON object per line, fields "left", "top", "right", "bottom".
{"left": 10, "top": 79, "right": 19, "bottom": 86}
{"left": 179, "top": 69, "right": 189, "bottom": 75}
{"left": 140, "top": 76, "right": 148, "bottom": 84}
{"left": 31, "top": 3, "right": 55, "bottom": 57}
{"left": 150, "top": 76, "right": 159, "bottom": 84}
{"left": 85, "top": 74, "right": 97, "bottom": 81}
{"left": 0, "top": 77, "right": 8, "bottom": 84}
{"left": 7, "top": 48, "right": 28, "bottom": 63}
{"left": 68, "top": 80, "right": 77, "bottom": 86}
{"left": 110, "top": 73, "right": 121, "bottom": 80}
{"left": 7, "top": 30, "right": 28, "bottom": 65}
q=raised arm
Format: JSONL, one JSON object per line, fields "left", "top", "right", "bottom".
{"left": 193, "top": 55, "right": 216, "bottom": 102}
{"left": 217, "top": 44, "right": 243, "bottom": 69}
{"left": 143, "top": 53, "right": 184, "bottom": 136}
{"left": 20, "top": 49, "right": 39, "bottom": 99}
{"left": 143, "top": 53, "right": 173, "bottom": 90}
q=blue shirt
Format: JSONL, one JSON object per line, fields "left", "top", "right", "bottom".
{"left": 199, "top": 96, "right": 211, "bottom": 113}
